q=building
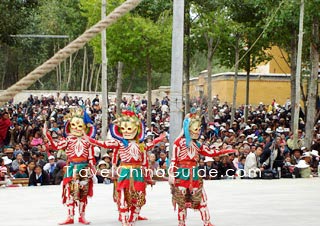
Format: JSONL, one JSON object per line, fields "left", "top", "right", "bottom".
{"left": 189, "top": 72, "right": 293, "bottom": 106}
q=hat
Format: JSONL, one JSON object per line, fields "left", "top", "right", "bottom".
{"left": 244, "top": 125, "right": 251, "bottom": 131}
{"left": 102, "top": 153, "right": 110, "bottom": 159}
{"left": 50, "top": 117, "right": 55, "bottom": 121}
{"left": 251, "top": 124, "right": 257, "bottom": 128}
{"left": 246, "top": 134, "right": 254, "bottom": 140}
{"left": 300, "top": 152, "right": 312, "bottom": 159}
{"left": 2, "top": 156, "right": 12, "bottom": 165}
{"left": 48, "top": 156, "right": 55, "bottom": 160}
{"left": 265, "top": 128, "right": 273, "bottom": 134}
{"left": 151, "top": 110, "right": 156, "bottom": 114}
{"left": 291, "top": 148, "right": 303, "bottom": 155}
{"left": 239, "top": 133, "right": 246, "bottom": 138}
{"left": 213, "top": 141, "right": 223, "bottom": 148}
{"left": 284, "top": 128, "right": 290, "bottom": 133}
{"left": 301, "top": 147, "right": 307, "bottom": 151}
{"left": 0, "top": 166, "right": 7, "bottom": 174}
{"left": 276, "top": 127, "right": 284, "bottom": 133}
{"left": 310, "top": 150, "right": 319, "bottom": 157}
{"left": 220, "top": 127, "right": 226, "bottom": 132}
{"left": 98, "top": 160, "right": 107, "bottom": 167}
{"left": 146, "top": 132, "right": 154, "bottom": 137}
{"left": 200, "top": 135, "right": 205, "bottom": 140}
{"left": 204, "top": 157, "right": 214, "bottom": 163}
{"left": 19, "top": 164, "right": 27, "bottom": 169}
{"left": 221, "top": 123, "right": 227, "bottom": 127}
{"left": 228, "top": 129, "right": 235, "bottom": 134}
{"left": 4, "top": 148, "right": 13, "bottom": 154}
{"left": 295, "top": 160, "right": 309, "bottom": 169}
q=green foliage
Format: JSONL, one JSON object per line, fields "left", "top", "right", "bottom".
{"left": 80, "top": 0, "right": 172, "bottom": 92}
{"left": 0, "top": 0, "right": 38, "bottom": 45}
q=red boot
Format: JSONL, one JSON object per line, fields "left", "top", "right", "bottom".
{"left": 78, "top": 201, "right": 90, "bottom": 225}
{"left": 59, "top": 202, "right": 75, "bottom": 225}
{"left": 204, "top": 223, "right": 215, "bottom": 226}
{"left": 137, "top": 215, "right": 148, "bottom": 221}
{"left": 58, "top": 218, "right": 74, "bottom": 225}
{"left": 78, "top": 216, "right": 90, "bottom": 225}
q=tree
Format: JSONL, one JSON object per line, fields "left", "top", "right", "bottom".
{"left": 80, "top": 0, "right": 172, "bottom": 126}
{"left": 192, "top": 1, "right": 228, "bottom": 122}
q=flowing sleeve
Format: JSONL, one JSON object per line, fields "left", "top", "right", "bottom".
{"left": 46, "top": 132, "right": 68, "bottom": 150}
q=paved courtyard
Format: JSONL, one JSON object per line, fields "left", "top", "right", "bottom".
{"left": 0, "top": 179, "right": 319, "bottom": 226}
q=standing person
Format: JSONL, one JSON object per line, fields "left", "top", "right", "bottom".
{"left": 0, "top": 112, "right": 11, "bottom": 148}
{"left": 169, "top": 113, "right": 235, "bottom": 226}
{"left": 86, "top": 111, "right": 165, "bottom": 226}
{"left": 44, "top": 108, "right": 96, "bottom": 225}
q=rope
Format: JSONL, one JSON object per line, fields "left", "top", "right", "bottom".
{"left": 0, "top": 0, "right": 142, "bottom": 106}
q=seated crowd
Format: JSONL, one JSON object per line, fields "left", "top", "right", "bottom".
{"left": 0, "top": 94, "right": 319, "bottom": 187}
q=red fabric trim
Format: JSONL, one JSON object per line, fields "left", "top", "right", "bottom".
{"left": 175, "top": 179, "right": 200, "bottom": 189}
{"left": 116, "top": 180, "right": 146, "bottom": 192}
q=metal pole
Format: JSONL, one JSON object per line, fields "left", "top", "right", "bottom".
{"left": 101, "top": 0, "right": 108, "bottom": 152}
{"left": 293, "top": 0, "right": 304, "bottom": 149}
{"left": 169, "top": 0, "right": 184, "bottom": 158}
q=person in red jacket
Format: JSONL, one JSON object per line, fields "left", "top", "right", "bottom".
{"left": 0, "top": 112, "right": 11, "bottom": 148}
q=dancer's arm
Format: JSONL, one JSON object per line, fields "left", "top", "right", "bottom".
{"left": 145, "top": 132, "right": 166, "bottom": 151}
{"left": 168, "top": 138, "right": 180, "bottom": 184}
{"left": 86, "top": 136, "right": 120, "bottom": 149}
{"left": 199, "top": 144, "right": 236, "bottom": 157}
{"left": 45, "top": 131, "right": 68, "bottom": 150}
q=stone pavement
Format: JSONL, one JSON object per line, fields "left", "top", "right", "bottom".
{"left": 0, "top": 179, "right": 319, "bottom": 226}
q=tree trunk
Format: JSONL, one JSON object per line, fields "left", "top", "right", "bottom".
{"left": 305, "top": 16, "right": 319, "bottom": 149}
{"left": 89, "top": 63, "right": 95, "bottom": 92}
{"left": 126, "top": 73, "right": 134, "bottom": 92}
{"left": 231, "top": 35, "right": 240, "bottom": 124}
{"left": 66, "top": 54, "right": 73, "bottom": 90}
{"left": 81, "top": 47, "right": 87, "bottom": 91}
{"left": 95, "top": 64, "right": 101, "bottom": 92}
{"left": 116, "top": 61, "right": 124, "bottom": 115}
{"left": 184, "top": 0, "right": 191, "bottom": 114}
{"left": 147, "top": 54, "right": 152, "bottom": 128}
{"left": 290, "top": 29, "right": 298, "bottom": 130}
{"left": 207, "top": 37, "right": 214, "bottom": 122}
{"left": 85, "top": 59, "right": 90, "bottom": 91}
{"left": 1, "top": 45, "right": 9, "bottom": 89}
{"left": 244, "top": 51, "right": 251, "bottom": 122}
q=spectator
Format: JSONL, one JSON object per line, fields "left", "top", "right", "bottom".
{"left": 27, "top": 161, "right": 36, "bottom": 177}
{"left": 43, "top": 156, "right": 57, "bottom": 184}
{"left": 0, "top": 112, "right": 11, "bottom": 148}
{"left": 11, "top": 153, "right": 25, "bottom": 172}
{"left": 13, "top": 144, "right": 23, "bottom": 159}
{"left": 29, "top": 165, "right": 50, "bottom": 186}
{"left": 14, "top": 164, "right": 28, "bottom": 178}
{"left": 96, "top": 160, "right": 111, "bottom": 184}
{"left": 244, "top": 145, "right": 264, "bottom": 178}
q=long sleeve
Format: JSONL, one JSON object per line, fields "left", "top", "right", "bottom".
{"left": 145, "top": 134, "right": 165, "bottom": 151}
{"left": 88, "top": 137, "right": 120, "bottom": 149}
{"left": 46, "top": 132, "right": 68, "bottom": 150}
{"left": 199, "top": 144, "right": 236, "bottom": 157}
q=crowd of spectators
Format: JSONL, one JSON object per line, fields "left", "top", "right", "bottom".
{"left": 1, "top": 93, "right": 319, "bottom": 187}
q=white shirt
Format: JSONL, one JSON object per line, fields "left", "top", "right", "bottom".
{"left": 244, "top": 152, "right": 260, "bottom": 178}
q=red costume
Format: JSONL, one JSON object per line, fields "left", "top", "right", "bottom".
{"left": 46, "top": 108, "right": 96, "bottom": 225}
{"left": 170, "top": 114, "right": 234, "bottom": 226}
{"left": 88, "top": 111, "right": 163, "bottom": 226}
